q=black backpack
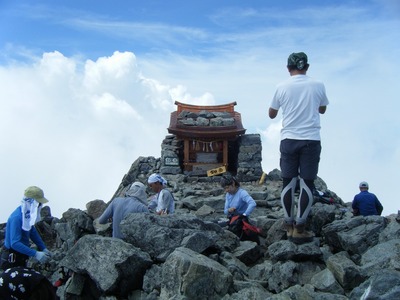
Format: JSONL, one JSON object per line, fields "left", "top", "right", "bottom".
{"left": 228, "top": 215, "right": 262, "bottom": 245}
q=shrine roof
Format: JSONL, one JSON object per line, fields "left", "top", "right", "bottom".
{"left": 167, "top": 101, "right": 246, "bottom": 139}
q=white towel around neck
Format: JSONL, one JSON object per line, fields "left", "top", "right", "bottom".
{"left": 21, "top": 197, "right": 41, "bottom": 231}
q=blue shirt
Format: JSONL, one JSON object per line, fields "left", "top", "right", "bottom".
{"left": 224, "top": 187, "right": 256, "bottom": 216}
{"left": 352, "top": 191, "right": 383, "bottom": 216}
{"left": 4, "top": 207, "right": 46, "bottom": 257}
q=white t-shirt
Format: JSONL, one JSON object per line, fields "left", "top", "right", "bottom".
{"left": 270, "top": 74, "right": 329, "bottom": 140}
{"left": 156, "top": 189, "right": 175, "bottom": 214}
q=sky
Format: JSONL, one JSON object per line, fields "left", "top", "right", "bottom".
{"left": 0, "top": 0, "right": 399, "bottom": 223}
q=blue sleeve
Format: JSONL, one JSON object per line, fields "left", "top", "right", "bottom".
{"left": 98, "top": 203, "right": 114, "bottom": 224}
{"left": 30, "top": 226, "right": 46, "bottom": 251}
{"left": 374, "top": 195, "right": 384, "bottom": 215}
{"left": 148, "top": 195, "right": 158, "bottom": 210}
{"left": 241, "top": 190, "right": 256, "bottom": 216}
{"left": 224, "top": 194, "right": 229, "bottom": 215}
{"left": 8, "top": 216, "right": 37, "bottom": 257}
{"left": 140, "top": 203, "right": 150, "bottom": 213}
{"left": 352, "top": 196, "right": 359, "bottom": 209}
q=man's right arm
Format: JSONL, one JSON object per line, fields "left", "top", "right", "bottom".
{"left": 98, "top": 203, "right": 113, "bottom": 224}
{"left": 319, "top": 106, "right": 327, "bottom": 114}
{"left": 269, "top": 108, "right": 278, "bottom": 119}
{"left": 375, "top": 197, "right": 384, "bottom": 215}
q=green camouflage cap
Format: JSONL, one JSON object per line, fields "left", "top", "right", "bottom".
{"left": 287, "top": 52, "right": 308, "bottom": 70}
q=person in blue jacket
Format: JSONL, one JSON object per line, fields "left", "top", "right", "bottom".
{"left": 352, "top": 181, "right": 383, "bottom": 216}
{"left": 220, "top": 174, "right": 256, "bottom": 218}
{"left": 1, "top": 186, "right": 52, "bottom": 270}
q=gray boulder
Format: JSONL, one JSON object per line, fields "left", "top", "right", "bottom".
{"left": 160, "top": 247, "right": 233, "bottom": 299}
{"left": 322, "top": 216, "right": 387, "bottom": 255}
{"left": 59, "top": 235, "right": 152, "bottom": 297}
{"left": 120, "top": 213, "right": 239, "bottom": 262}
{"left": 349, "top": 269, "right": 400, "bottom": 300}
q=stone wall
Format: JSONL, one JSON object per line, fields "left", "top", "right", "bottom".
{"left": 236, "top": 134, "right": 263, "bottom": 182}
{"left": 159, "top": 135, "right": 182, "bottom": 175}
{"left": 159, "top": 133, "right": 263, "bottom": 181}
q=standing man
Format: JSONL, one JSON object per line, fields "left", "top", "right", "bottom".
{"left": 352, "top": 181, "right": 383, "bottom": 216}
{"left": 269, "top": 52, "right": 329, "bottom": 244}
{"left": 1, "top": 186, "right": 52, "bottom": 270}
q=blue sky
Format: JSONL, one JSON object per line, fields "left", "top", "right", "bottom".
{"left": 0, "top": 0, "right": 399, "bottom": 222}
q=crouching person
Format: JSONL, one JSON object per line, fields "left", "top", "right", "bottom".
{"left": 220, "top": 174, "right": 260, "bottom": 244}
{"left": 147, "top": 174, "right": 175, "bottom": 215}
{"left": 1, "top": 186, "right": 52, "bottom": 271}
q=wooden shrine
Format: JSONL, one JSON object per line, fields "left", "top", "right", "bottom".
{"left": 167, "top": 101, "right": 246, "bottom": 175}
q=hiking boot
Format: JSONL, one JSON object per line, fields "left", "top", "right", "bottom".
{"left": 284, "top": 223, "right": 294, "bottom": 240}
{"left": 292, "top": 224, "right": 314, "bottom": 244}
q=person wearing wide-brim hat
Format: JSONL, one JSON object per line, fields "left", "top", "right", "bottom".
{"left": 0, "top": 186, "right": 53, "bottom": 270}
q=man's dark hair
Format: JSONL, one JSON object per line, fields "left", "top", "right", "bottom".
{"left": 220, "top": 174, "right": 240, "bottom": 188}
{"left": 287, "top": 52, "right": 309, "bottom": 71}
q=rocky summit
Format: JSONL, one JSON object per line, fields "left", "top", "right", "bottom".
{"left": 1, "top": 156, "right": 400, "bottom": 300}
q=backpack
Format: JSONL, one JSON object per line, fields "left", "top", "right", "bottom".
{"left": 228, "top": 215, "right": 262, "bottom": 245}
{"left": 313, "top": 190, "right": 334, "bottom": 205}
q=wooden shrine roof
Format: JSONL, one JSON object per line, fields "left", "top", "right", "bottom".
{"left": 167, "top": 101, "right": 246, "bottom": 139}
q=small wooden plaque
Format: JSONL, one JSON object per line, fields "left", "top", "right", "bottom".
{"left": 207, "top": 165, "right": 227, "bottom": 177}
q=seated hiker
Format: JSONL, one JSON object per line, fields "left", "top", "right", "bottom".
{"left": 98, "top": 181, "right": 149, "bottom": 239}
{"left": 1, "top": 186, "right": 52, "bottom": 271}
{"left": 352, "top": 181, "right": 383, "bottom": 216}
{"left": 0, "top": 266, "right": 58, "bottom": 299}
{"left": 221, "top": 174, "right": 256, "bottom": 219}
{"left": 147, "top": 173, "right": 175, "bottom": 215}
{"left": 220, "top": 174, "right": 260, "bottom": 243}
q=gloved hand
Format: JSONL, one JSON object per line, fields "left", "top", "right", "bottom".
{"left": 34, "top": 251, "right": 50, "bottom": 264}
{"left": 43, "top": 248, "right": 53, "bottom": 258}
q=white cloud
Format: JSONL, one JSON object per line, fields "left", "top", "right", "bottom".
{"left": 0, "top": 51, "right": 181, "bottom": 222}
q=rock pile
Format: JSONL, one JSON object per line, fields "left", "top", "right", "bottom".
{"left": 1, "top": 156, "right": 400, "bottom": 300}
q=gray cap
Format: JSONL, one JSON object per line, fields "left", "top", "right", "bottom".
{"left": 359, "top": 181, "right": 369, "bottom": 188}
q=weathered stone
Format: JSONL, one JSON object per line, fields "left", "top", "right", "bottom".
{"left": 233, "top": 241, "right": 263, "bottom": 265}
{"left": 322, "top": 216, "right": 387, "bottom": 255}
{"left": 217, "top": 251, "right": 249, "bottom": 281}
{"left": 349, "top": 269, "right": 400, "bottom": 300}
{"left": 268, "top": 239, "right": 322, "bottom": 262}
{"left": 310, "top": 268, "right": 345, "bottom": 295}
{"left": 160, "top": 247, "right": 233, "bottom": 299}
{"left": 59, "top": 235, "right": 152, "bottom": 296}
{"left": 360, "top": 238, "right": 400, "bottom": 277}
{"left": 326, "top": 251, "right": 366, "bottom": 290}
{"left": 121, "top": 213, "right": 238, "bottom": 262}
{"left": 86, "top": 199, "right": 107, "bottom": 220}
